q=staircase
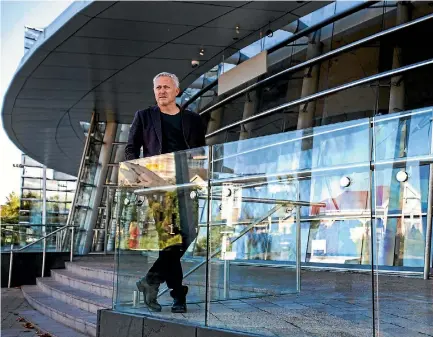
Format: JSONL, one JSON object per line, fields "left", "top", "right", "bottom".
{"left": 21, "top": 258, "right": 114, "bottom": 337}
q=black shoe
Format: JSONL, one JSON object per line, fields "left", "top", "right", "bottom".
{"left": 171, "top": 286, "right": 188, "bottom": 313}
{"left": 136, "top": 278, "right": 162, "bottom": 312}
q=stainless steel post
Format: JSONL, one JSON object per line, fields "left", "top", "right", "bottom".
{"left": 42, "top": 165, "right": 47, "bottom": 237}
{"left": 424, "top": 163, "right": 433, "bottom": 279}
{"left": 42, "top": 237, "right": 46, "bottom": 278}
{"left": 424, "top": 116, "right": 433, "bottom": 279}
{"left": 296, "top": 205, "right": 301, "bottom": 292}
{"left": 70, "top": 226, "right": 75, "bottom": 262}
{"left": 104, "top": 187, "right": 111, "bottom": 255}
{"left": 132, "top": 290, "right": 139, "bottom": 307}
{"left": 223, "top": 259, "right": 230, "bottom": 299}
{"left": 8, "top": 245, "right": 13, "bottom": 288}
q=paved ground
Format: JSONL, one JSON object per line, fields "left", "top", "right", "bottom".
{"left": 110, "top": 257, "right": 433, "bottom": 337}
{"left": 1, "top": 288, "right": 38, "bottom": 337}
{"left": 1, "top": 288, "right": 86, "bottom": 337}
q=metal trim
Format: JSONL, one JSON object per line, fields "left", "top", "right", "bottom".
{"left": 199, "top": 13, "right": 433, "bottom": 119}
{"left": 206, "top": 59, "right": 433, "bottom": 138}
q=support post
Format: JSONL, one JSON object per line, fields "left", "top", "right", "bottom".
{"left": 223, "top": 259, "right": 230, "bottom": 299}
{"left": 42, "top": 165, "right": 47, "bottom": 237}
{"left": 239, "top": 90, "right": 259, "bottom": 140}
{"left": 104, "top": 187, "right": 111, "bottom": 255}
{"left": 389, "top": 2, "right": 410, "bottom": 113}
{"left": 297, "top": 31, "right": 322, "bottom": 130}
{"left": 8, "top": 245, "right": 13, "bottom": 288}
{"left": 81, "top": 122, "right": 117, "bottom": 254}
{"left": 424, "top": 120, "right": 433, "bottom": 279}
{"left": 206, "top": 107, "right": 224, "bottom": 145}
{"left": 41, "top": 237, "right": 46, "bottom": 278}
{"left": 70, "top": 226, "right": 75, "bottom": 262}
{"left": 296, "top": 205, "right": 301, "bottom": 292}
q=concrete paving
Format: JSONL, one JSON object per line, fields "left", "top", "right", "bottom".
{"left": 1, "top": 288, "right": 86, "bottom": 337}
{"left": 4, "top": 256, "right": 433, "bottom": 337}
{"left": 83, "top": 257, "right": 433, "bottom": 337}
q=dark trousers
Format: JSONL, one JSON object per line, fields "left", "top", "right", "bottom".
{"left": 146, "top": 244, "right": 186, "bottom": 297}
{"left": 146, "top": 152, "right": 198, "bottom": 298}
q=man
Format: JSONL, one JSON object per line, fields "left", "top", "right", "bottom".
{"left": 125, "top": 72, "right": 206, "bottom": 313}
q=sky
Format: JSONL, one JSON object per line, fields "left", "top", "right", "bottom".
{"left": 0, "top": 1, "right": 74, "bottom": 204}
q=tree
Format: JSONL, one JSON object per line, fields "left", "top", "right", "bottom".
{"left": 0, "top": 192, "right": 20, "bottom": 224}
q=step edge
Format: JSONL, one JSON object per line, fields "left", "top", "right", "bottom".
{"left": 37, "top": 278, "right": 111, "bottom": 311}
{"left": 19, "top": 309, "right": 88, "bottom": 337}
{"left": 51, "top": 269, "right": 113, "bottom": 290}
{"left": 22, "top": 286, "right": 97, "bottom": 336}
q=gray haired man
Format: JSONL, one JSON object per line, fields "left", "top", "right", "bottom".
{"left": 125, "top": 73, "right": 206, "bottom": 313}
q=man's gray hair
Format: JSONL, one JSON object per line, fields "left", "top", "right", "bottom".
{"left": 153, "top": 72, "right": 180, "bottom": 88}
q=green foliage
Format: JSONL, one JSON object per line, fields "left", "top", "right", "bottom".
{"left": 0, "top": 192, "right": 20, "bottom": 224}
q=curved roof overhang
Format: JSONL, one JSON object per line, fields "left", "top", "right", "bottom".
{"left": 2, "top": 1, "right": 329, "bottom": 176}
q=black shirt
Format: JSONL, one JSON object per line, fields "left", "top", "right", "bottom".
{"left": 160, "top": 112, "right": 188, "bottom": 154}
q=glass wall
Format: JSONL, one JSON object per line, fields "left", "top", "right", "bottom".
{"left": 12, "top": 154, "right": 77, "bottom": 248}
{"left": 114, "top": 108, "right": 433, "bottom": 336}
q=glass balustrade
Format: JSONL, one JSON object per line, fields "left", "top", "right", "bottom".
{"left": 113, "top": 108, "right": 433, "bottom": 336}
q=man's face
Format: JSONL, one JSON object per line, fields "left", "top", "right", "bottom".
{"left": 153, "top": 76, "right": 180, "bottom": 107}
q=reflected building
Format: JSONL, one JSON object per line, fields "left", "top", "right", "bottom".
{"left": 18, "top": 154, "right": 76, "bottom": 241}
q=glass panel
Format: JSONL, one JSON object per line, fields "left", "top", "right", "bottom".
{"left": 373, "top": 109, "right": 433, "bottom": 336}
{"left": 21, "top": 189, "right": 41, "bottom": 199}
{"left": 23, "top": 166, "right": 43, "bottom": 178}
{"left": 115, "top": 146, "right": 209, "bottom": 326}
{"left": 22, "top": 177, "right": 42, "bottom": 189}
{"left": 207, "top": 120, "right": 374, "bottom": 336}
{"left": 374, "top": 108, "right": 433, "bottom": 161}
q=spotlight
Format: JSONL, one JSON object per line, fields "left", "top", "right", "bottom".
{"left": 265, "top": 29, "right": 273, "bottom": 38}
{"left": 199, "top": 49, "right": 204, "bottom": 56}
{"left": 340, "top": 176, "right": 351, "bottom": 188}
{"left": 396, "top": 171, "right": 408, "bottom": 182}
{"left": 233, "top": 25, "right": 240, "bottom": 40}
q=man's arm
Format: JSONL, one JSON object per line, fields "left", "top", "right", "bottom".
{"left": 125, "top": 111, "right": 143, "bottom": 160}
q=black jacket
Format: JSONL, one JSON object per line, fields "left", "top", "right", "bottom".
{"left": 125, "top": 105, "right": 206, "bottom": 160}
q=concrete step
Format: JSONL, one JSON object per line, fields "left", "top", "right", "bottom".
{"left": 37, "top": 277, "right": 112, "bottom": 313}
{"left": 51, "top": 269, "right": 113, "bottom": 297}
{"left": 22, "top": 285, "right": 97, "bottom": 337}
{"left": 65, "top": 261, "right": 114, "bottom": 282}
{"left": 19, "top": 309, "right": 88, "bottom": 337}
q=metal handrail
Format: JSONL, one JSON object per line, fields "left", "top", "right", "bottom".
{"left": 198, "top": 12, "right": 433, "bottom": 118}
{"left": 7, "top": 224, "right": 77, "bottom": 288}
{"left": 206, "top": 58, "right": 433, "bottom": 138}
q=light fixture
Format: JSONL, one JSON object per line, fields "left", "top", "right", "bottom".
{"left": 224, "top": 188, "right": 232, "bottom": 197}
{"left": 396, "top": 170, "right": 408, "bottom": 182}
{"left": 199, "top": 49, "right": 205, "bottom": 56}
{"left": 233, "top": 25, "right": 240, "bottom": 40}
{"left": 265, "top": 29, "right": 273, "bottom": 38}
{"left": 340, "top": 176, "right": 351, "bottom": 188}
{"left": 190, "top": 191, "right": 197, "bottom": 200}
